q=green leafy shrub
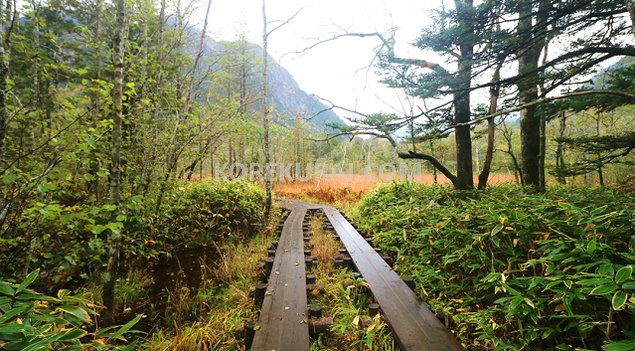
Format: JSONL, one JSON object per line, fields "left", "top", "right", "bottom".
{"left": 156, "top": 179, "right": 266, "bottom": 245}
{"left": 0, "top": 270, "right": 139, "bottom": 350}
{"left": 1, "top": 179, "right": 265, "bottom": 286}
{"left": 354, "top": 182, "right": 635, "bottom": 350}
{"left": 0, "top": 189, "right": 149, "bottom": 286}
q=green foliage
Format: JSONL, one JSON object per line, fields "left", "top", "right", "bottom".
{"left": 157, "top": 179, "right": 266, "bottom": 245}
{"left": 0, "top": 270, "right": 139, "bottom": 350}
{"left": 354, "top": 182, "right": 635, "bottom": 350}
{"left": 311, "top": 271, "right": 399, "bottom": 351}
{"left": 1, "top": 191, "right": 147, "bottom": 284}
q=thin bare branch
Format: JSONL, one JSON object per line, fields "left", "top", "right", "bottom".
{"left": 266, "top": 7, "right": 304, "bottom": 37}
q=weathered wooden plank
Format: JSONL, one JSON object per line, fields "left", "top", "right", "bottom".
{"left": 251, "top": 204, "right": 310, "bottom": 351}
{"left": 323, "top": 206, "right": 465, "bottom": 351}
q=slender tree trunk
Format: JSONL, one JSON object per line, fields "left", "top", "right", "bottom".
{"left": 0, "top": 0, "right": 15, "bottom": 163}
{"left": 478, "top": 62, "right": 502, "bottom": 189}
{"left": 184, "top": 0, "right": 212, "bottom": 117}
{"left": 103, "top": 0, "right": 129, "bottom": 325}
{"left": 502, "top": 121, "right": 523, "bottom": 185}
{"left": 262, "top": 0, "right": 273, "bottom": 220}
{"left": 595, "top": 113, "right": 604, "bottom": 185}
{"left": 88, "top": 0, "right": 104, "bottom": 199}
{"left": 538, "top": 111, "right": 546, "bottom": 189}
{"left": 210, "top": 150, "right": 214, "bottom": 177}
{"left": 141, "top": 0, "right": 166, "bottom": 196}
{"left": 555, "top": 111, "right": 567, "bottom": 184}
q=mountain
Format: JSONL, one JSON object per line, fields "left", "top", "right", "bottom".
{"left": 191, "top": 32, "right": 345, "bottom": 131}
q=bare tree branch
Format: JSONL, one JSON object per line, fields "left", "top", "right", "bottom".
{"left": 266, "top": 7, "right": 304, "bottom": 37}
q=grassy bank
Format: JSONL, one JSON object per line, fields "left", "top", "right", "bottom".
{"left": 352, "top": 183, "right": 635, "bottom": 350}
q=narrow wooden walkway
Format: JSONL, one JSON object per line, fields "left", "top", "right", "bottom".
{"left": 251, "top": 201, "right": 310, "bottom": 351}
{"left": 323, "top": 206, "right": 464, "bottom": 351}
{"left": 250, "top": 199, "right": 463, "bottom": 351}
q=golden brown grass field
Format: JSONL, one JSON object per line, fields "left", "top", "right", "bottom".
{"left": 273, "top": 173, "right": 516, "bottom": 204}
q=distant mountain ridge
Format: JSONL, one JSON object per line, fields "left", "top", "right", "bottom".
{"left": 191, "top": 31, "right": 345, "bottom": 131}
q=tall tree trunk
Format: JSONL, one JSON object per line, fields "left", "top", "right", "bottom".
{"left": 452, "top": 0, "right": 475, "bottom": 189}
{"left": 141, "top": 0, "right": 165, "bottom": 196}
{"left": 88, "top": 0, "right": 104, "bottom": 199}
{"left": 103, "top": 0, "right": 129, "bottom": 325}
{"left": 538, "top": 111, "right": 546, "bottom": 189}
{"left": 262, "top": 0, "right": 273, "bottom": 220}
{"left": 517, "top": 0, "right": 544, "bottom": 192}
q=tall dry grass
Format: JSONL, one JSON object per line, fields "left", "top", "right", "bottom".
{"left": 274, "top": 173, "right": 516, "bottom": 204}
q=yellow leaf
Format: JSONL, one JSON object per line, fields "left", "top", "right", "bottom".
{"left": 352, "top": 315, "right": 360, "bottom": 326}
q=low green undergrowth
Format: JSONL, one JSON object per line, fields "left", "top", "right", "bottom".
{"left": 2, "top": 179, "right": 268, "bottom": 350}
{"left": 1, "top": 179, "right": 265, "bottom": 285}
{"left": 0, "top": 270, "right": 139, "bottom": 351}
{"left": 156, "top": 180, "right": 266, "bottom": 247}
{"left": 353, "top": 182, "right": 635, "bottom": 351}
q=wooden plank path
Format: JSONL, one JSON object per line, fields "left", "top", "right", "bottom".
{"left": 251, "top": 200, "right": 311, "bottom": 351}
{"left": 323, "top": 206, "right": 465, "bottom": 351}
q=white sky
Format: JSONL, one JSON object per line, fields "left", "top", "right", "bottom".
{"left": 203, "top": 0, "right": 443, "bottom": 117}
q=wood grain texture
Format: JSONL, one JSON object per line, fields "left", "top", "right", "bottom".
{"left": 251, "top": 202, "right": 310, "bottom": 351}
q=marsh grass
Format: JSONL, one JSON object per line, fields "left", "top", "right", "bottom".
{"left": 307, "top": 212, "right": 401, "bottom": 351}
{"left": 139, "top": 208, "right": 280, "bottom": 350}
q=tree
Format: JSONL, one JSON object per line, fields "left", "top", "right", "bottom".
{"left": 0, "top": 0, "right": 16, "bottom": 162}
{"left": 376, "top": 0, "right": 477, "bottom": 189}
{"left": 261, "top": 0, "right": 272, "bottom": 219}
{"left": 102, "top": 0, "right": 129, "bottom": 324}
{"left": 465, "top": 0, "right": 634, "bottom": 191}
{"left": 261, "top": 1, "right": 301, "bottom": 218}
{"left": 546, "top": 60, "right": 635, "bottom": 182}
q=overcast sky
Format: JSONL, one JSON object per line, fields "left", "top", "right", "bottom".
{"left": 203, "top": 0, "right": 443, "bottom": 118}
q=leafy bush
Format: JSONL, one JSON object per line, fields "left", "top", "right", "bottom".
{"left": 0, "top": 270, "right": 139, "bottom": 350}
{"left": 1, "top": 193, "right": 147, "bottom": 286}
{"left": 156, "top": 180, "right": 266, "bottom": 246}
{"left": 1, "top": 179, "right": 265, "bottom": 286}
{"left": 354, "top": 182, "right": 635, "bottom": 350}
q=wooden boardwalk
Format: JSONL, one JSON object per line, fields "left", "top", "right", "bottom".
{"left": 250, "top": 199, "right": 463, "bottom": 351}
{"left": 251, "top": 201, "right": 311, "bottom": 351}
{"left": 323, "top": 206, "right": 464, "bottom": 351}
